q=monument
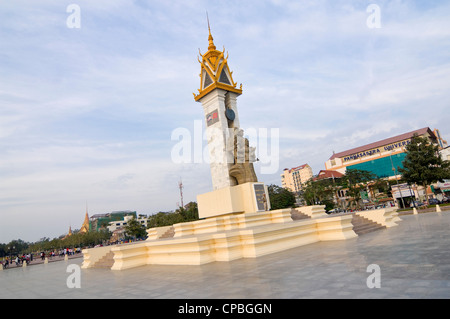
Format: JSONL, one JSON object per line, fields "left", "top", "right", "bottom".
{"left": 81, "top": 22, "right": 401, "bottom": 271}
{"left": 194, "top": 22, "right": 270, "bottom": 218}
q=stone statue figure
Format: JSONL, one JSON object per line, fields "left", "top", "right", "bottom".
{"left": 228, "top": 128, "right": 258, "bottom": 185}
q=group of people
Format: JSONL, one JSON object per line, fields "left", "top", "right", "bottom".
{"left": 1, "top": 254, "right": 32, "bottom": 268}
{"left": 40, "top": 248, "right": 79, "bottom": 260}
{"left": 2, "top": 248, "right": 83, "bottom": 269}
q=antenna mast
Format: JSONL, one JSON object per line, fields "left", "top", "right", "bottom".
{"left": 178, "top": 179, "right": 184, "bottom": 208}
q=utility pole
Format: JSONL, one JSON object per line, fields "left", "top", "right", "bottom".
{"left": 179, "top": 179, "right": 184, "bottom": 208}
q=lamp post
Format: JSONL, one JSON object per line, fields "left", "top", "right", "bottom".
{"left": 408, "top": 184, "right": 417, "bottom": 208}
{"left": 390, "top": 151, "right": 406, "bottom": 209}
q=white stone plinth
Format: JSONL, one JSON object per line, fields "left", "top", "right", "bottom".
{"left": 197, "top": 182, "right": 270, "bottom": 219}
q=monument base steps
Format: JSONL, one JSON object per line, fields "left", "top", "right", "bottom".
{"left": 351, "top": 214, "right": 386, "bottom": 235}
{"left": 82, "top": 206, "right": 400, "bottom": 270}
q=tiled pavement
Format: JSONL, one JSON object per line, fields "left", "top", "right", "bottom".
{"left": 1, "top": 212, "right": 449, "bottom": 299}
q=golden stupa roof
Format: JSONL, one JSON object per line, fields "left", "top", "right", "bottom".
{"left": 194, "top": 23, "right": 242, "bottom": 101}
{"left": 63, "top": 226, "right": 73, "bottom": 240}
{"left": 80, "top": 211, "right": 90, "bottom": 233}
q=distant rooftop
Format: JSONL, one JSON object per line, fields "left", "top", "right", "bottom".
{"left": 90, "top": 211, "right": 136, "bottom": 220}
{"left": 313, "top": 170, "right": 344, "bottom": 181}
{"left": 283, "top": 164, "right": 309, "bottom": 173}
{"left": 329, "top": 127, "right": 436, "bottom": 160}
{"left": 90, "top": 213, "right": 110, "bottom": 219}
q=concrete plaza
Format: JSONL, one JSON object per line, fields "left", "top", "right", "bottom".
{"left": 1, "top": 212, "right": 449, "bottom": 299}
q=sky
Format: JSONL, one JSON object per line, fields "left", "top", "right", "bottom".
{"left": 1, "top": 0, "right": 449, "bottom": 243}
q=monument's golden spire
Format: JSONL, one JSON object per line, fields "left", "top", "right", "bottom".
{"left": 193, "top": 13, "right": 242, "bottom": 102}
{"left": 207, "top": 11, "right": 216, "bottom": 51}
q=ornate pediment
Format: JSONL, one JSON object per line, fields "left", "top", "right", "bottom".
{"left": 194, "top": 30, "right": 242, "bottom": 101}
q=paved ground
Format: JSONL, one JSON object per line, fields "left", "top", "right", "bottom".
{"left": 1, "top": 212, "right": 449, "bottom": 299}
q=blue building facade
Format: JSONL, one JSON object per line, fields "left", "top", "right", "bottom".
{"left": 346, "top": 152, "right": 407, "bottom": 179}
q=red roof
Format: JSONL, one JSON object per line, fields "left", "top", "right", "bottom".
{"left": 329, "top": 127, "right": 436, "bottom": 160}
{"left": 314, "top": 170, "right": 344, "bottom": 181}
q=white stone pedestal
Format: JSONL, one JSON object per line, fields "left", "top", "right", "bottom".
{"left": 197, "top": 182, "right": 270, "bottom": 219}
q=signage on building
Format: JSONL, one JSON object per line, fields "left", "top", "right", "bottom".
{"left": 437, "top": 179, "right": 450, "bottom": 188}
{"left": 437, "top": 179, "right": 450, "bottom": 192}
{"left": 360, "top": 190, "right": 370, "bottom": 203}
{"left": 391, "top": 183, "right": 414, "bottom": 198}
{"left": 343, "top": 139, "right": 411, "bottom": 162}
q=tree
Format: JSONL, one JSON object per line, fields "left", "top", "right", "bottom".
{"left": 176, "top": 201, "right": 199, "bottom": 222}
{"left": 369, "top": 178, "right": 393, "bottom": 202}
{"left": 303, "top": 179, "right": 334, "bottom": 209}
{"left": 267, "top": 184, "right": 296, "bottom": 210}
{"left": 147, "top": 202, "right": 200, "bottom": 228}
{"left": 341, "top": 169, "right": 376, "bottom": 209}
{"left": 124, "top": 216, "right": 147, "bottom": 240}
{"left": 399, "top": 134, "right": 450, "bottom": 202}
{"left": 146, "top": 211, "right": 183, "bottom": 228}
{"left": 3, "top": 239, "right": 29, "bottom": 255}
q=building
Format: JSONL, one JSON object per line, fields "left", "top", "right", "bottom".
{"left": 106, "top": 215, "right": 148, "bottom": 242}
{"left": 434, "top": 129, "right": 448, "bottom": 149}
{"left": 89, "top": 210, "right": 137, "bottom": 232}
{"left": 281, "top": 164, "right": 313, "bottom": 193}
{"left": 313, "top": 170, "right": 344, "bottom": 182}
{"left": 62, "top": 226, "right": 73, "bottom": 240}
{"left": 439, "top": 145, "right": 450, "bottom": 162}
{"left": 107, "top": 215, "right": 148, "bottom": 233}
{"left": 79, "top": 211, "right": 90, "bottom": 233}
{"left": 61, "top": 209, "right": 90, "bottom": 240}
{"left": 325, "top": 127, "right": 440, "bottom": 179}
{"left": 311, "top": 170, "right": 355, "bottom": 209}
{"left": 435, "top": 146, "right": 450, "bottom": 200}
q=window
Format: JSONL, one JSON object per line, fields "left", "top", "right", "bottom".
{"left": 203, "top": 71, "right": 213, "bottom": 88}
{"left": 347, "top": 153, "right": 407, "bottom": 178}
{"left": 219, "top": 69, "right": 231, "bottom": 85}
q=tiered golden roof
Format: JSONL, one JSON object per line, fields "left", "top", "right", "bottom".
{"left": 194, "top": 23, "right": 242, "bottom": 101}
{"left": 63, "top": 226, "right": 73, "bottom": 240}
{"left": 80, "top": 211, "right": 90, "bottom": 233}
